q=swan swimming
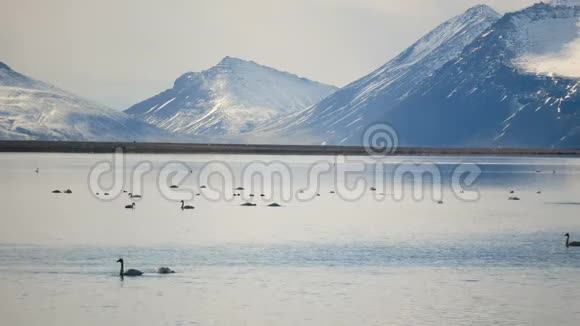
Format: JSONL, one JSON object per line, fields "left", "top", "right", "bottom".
{"left": 116, "top": 258, "right": 143, "bottom": 277}
{"left": 125, "top": 203, "right": 135, "bottom": 209}
{"left": 564, "top": 233, "right": 580, "bottom": 247}
{"left": 180, "top": 200, "right": 194, "bottom": 210}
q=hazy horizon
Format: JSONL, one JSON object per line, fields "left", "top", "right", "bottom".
{"left": 1, "top": 0, "right": 538, "bottom": 110}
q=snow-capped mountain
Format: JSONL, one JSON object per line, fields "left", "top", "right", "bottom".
{"left": 0, "top": 61, "right": 174, "bottom": 141}
{"left": 125, "top": 57, "right": 337, "bottom": 138}
{"left": 257, "top": 5, "right": 500, "bottom": 144}
{"left": 383, "top": 2, "right": 580, "bottom": 148}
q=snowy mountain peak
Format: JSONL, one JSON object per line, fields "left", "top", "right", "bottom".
{"left": 0, "top": 62, "right": 11, "bottom": 71}
{"left": 126, "top": 58, "right": 337, "bottom": 138}
{"left": 0, "top": 60, "right": 54, "bottom": 91}
{"left": 378, "top": 2, "right": 580, "bottom": 148}
{"left": 217, "top": 56, "right": 249, "bottom": 66}
{"left": 395, "top": 4, "right": 499, "bottom": 68}
{"left": 0, "top": 61, "right": 175, "bottom": 141}
{"left": 260, "top": 4, "right": 501, "bottom": 145}
{"left": 464, "top": 4, "right": 500, "bottom": 17}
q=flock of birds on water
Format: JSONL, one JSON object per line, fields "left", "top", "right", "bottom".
{"left": 53, "top": 181, "right": 294, "bottom": 210}
{"left": 40, "top": 166, "right": 580, "bottom": 278}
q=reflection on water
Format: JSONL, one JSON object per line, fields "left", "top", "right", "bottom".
{"left": 1, "top": 153, "right": 580, "bottom": 325}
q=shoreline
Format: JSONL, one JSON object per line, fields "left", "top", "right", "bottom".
{"left": 0, "top": 140, "right": 578, "bottom": 156}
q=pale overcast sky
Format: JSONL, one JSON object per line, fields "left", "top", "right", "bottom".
{"left": 0, "top": 0, "right": 538, "bottom": 109}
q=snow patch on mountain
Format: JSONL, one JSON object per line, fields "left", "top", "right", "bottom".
{"left": 511, "top": 6, "right": 580, "bottom": 78}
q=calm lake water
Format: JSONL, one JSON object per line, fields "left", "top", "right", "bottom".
{"left": 1, "top": 153, "right": 580, "bottom": 325}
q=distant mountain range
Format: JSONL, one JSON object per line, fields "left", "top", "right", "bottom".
{"left": 0, "top": 62, "right": 175, "bottom": 142}
{"left": 0, "top": 1, "right": 579, "bottom": 148}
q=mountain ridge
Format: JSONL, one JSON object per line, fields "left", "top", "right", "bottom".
{"left": 256, "top": 4, "right": 501, "bottom": 145}
{"left": 0, "top": 60, "right": 177, "bottom": 142}
{"left": 384, "top": 3, "right": 580, "bottom": 148}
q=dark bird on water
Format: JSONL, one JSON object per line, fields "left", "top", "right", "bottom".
{"left": 158, "top": 267, "right": 175, "bottom": 274}
{"left": 128, "top": 193, "right": 142, "bottom": 198}
{"left": 116, "top": 258, "right": 143, "bottom": 277}
{"left": 564, "top": 233, "right": 580, "bottom": 247}
{"left": 125, "top": 202, "right": 135, "bottom": 209}
{"left": 241, "top": 202, "right": 257, "bottom": 207}
{"left": 268, "top": 203, "right": 282, "bottom": 207}
{"left": 52, "top": 190, "right": 61, "bottom": 193}
{"left": 170, "top": 185, "right": 179, "bottom": 189}
{"left": 180, "top": 200, "right": 194, "bottom": 210}
{"left": 64, "top": 189, "right": 72, "bottom": 194}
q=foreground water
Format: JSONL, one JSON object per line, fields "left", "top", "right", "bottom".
{"left": 1, "top": 153, "right": 580, "bottom": 325}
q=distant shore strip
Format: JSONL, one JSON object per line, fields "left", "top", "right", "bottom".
{"left": 0, "top": 140, "right": 578, "bottom": 156}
